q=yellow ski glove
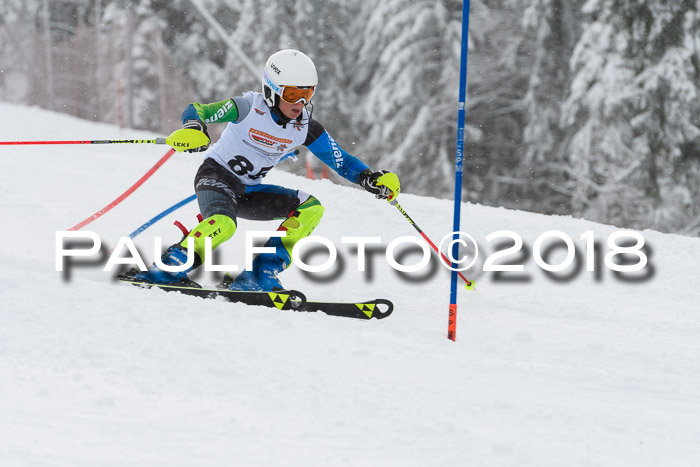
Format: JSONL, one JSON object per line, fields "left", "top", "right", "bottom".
{"left": 359, "top": 169, "right": 401, "bottom": 201}
{"left": 180, "top": 120, "right": 211, "bottom": 153}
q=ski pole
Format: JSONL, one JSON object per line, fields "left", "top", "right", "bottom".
{"left": 0, "top": 128, "right": 210, "bottom": 153}
{"left": 389, "top": 199, "right": 475, "bottom": 290}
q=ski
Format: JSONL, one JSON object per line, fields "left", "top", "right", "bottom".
{"left": 118, "top": 274, "right": 306, "bottom": 311}
{"left": 117, "top": 272, "right": 393, "bottom": 320}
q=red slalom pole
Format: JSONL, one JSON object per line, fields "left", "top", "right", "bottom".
{"left": 67, "top": 149, "right": 175, "bottom": 231}
{"left": 389, "top": 199, "right": 475, "bottom": 289}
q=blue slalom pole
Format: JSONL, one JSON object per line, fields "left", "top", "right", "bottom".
{"left": 448, "top": 0, "right": 472, "bottom": 341}
{"left": 127, "top": 194, "right": 197, "bottom": 239}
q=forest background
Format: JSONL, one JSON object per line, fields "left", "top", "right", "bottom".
{"left": 1, "top": 0, "right": 699, "bottom": 236}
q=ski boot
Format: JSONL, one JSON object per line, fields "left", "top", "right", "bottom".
{"left": 134, "top": 244, "right": 199, "bottom": 285}
{"left": 228, "top": 239, "right": 287, "bottom": 292}
{"left": 135, "top": 214, "right": 236, "bottom": 285}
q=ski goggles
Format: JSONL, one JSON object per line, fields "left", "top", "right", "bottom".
{"left": 280, "top": 85, "right": 315, "bottom": 104}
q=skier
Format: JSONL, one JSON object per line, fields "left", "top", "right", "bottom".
{"left": 135, "top": 49, "right": 400, "bottom": 291}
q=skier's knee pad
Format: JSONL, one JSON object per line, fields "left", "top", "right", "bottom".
{"left": 179, "top": 214, "right": 236, "bottom": 263}
{"left": 278, "top": 196, "right": 325, "bottom": 256}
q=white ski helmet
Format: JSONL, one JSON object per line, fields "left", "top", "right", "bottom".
{"left": 262, "top": 49, "right": 318, "bottom": 108}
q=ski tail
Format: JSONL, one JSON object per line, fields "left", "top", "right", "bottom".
{"left": 302, "top": 299, "right": 393, "bottom": 320}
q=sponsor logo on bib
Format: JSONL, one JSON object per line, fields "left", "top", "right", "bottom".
{"left": 248, "top": 128, "right": 293, "bottom": 148}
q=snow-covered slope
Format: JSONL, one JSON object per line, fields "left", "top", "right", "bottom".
{"left": 1, "top": 103, "right": 699, "bottom": 467}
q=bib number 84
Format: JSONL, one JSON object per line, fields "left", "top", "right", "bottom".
{"left": 228, "top": 155, "right": 272, "bottom": 180}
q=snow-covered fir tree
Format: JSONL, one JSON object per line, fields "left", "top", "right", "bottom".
{"left": 562, "top": 0, "right": 700, "bottom": 232}
{"left": 519, "top": 0, "right": 582, "bottom": 214}
{"left": 354, "top": 0, "right": 464, "bottom": 198}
